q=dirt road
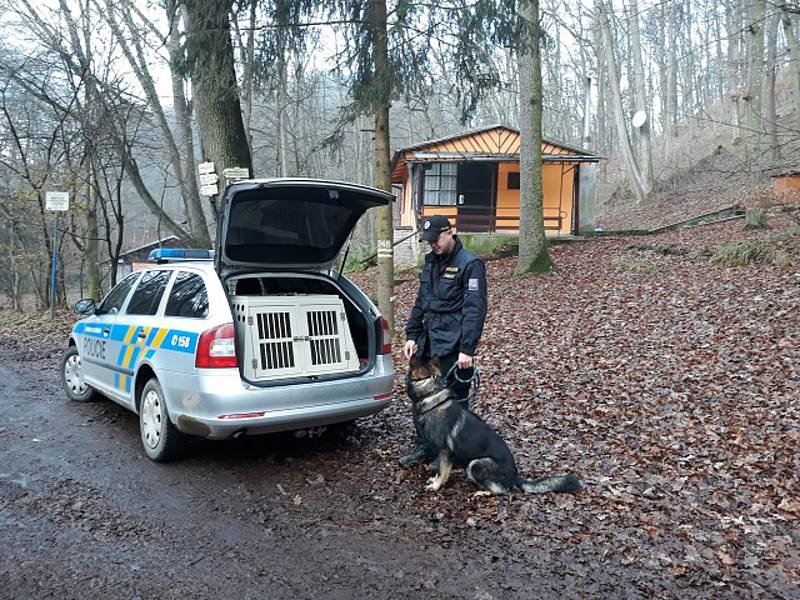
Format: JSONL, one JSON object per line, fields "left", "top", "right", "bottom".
{"left": 0, "top": 350, "right": 632, "bottom": 600}
{"left": 2, "top": 218, "right": 798, "bottom": 599}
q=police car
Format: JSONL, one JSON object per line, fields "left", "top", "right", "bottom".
{"left": 62, "top": 179, "right": 395, "bottom": 461}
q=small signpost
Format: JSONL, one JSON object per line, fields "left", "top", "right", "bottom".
{"left": 198, "top": 162, "right": 218, "bottom": 197}
{"left": 223, "top": 167, "right": 250, "bottom": 182}
{"left": 199, "top": 172, "right": 218, "bottom": 186}
{"left": 46, "top": 191, "right": 70, "bottom": 318}
{"left": 199, "top": 171, "right": 219, "bottom": 196}
{"left": 197, "top": 162, "right": 250, "bottom": 204}
{"left": 200, "top": 183, "right": 219, "bottom": 196}
{"left": 198, "top": 161, "right": 215, "bottom": 175}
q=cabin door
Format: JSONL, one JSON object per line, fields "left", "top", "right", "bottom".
{"left": 456, "top": 163, "right": 496, "bottom": 233}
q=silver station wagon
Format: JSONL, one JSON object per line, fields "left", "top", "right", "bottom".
{"left": 62, "top": 179, "right": 395, "bottom": 461}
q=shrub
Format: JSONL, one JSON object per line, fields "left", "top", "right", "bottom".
{"left": 615, "top": 257, "right": 660, "bottom": 275}
{"left": 712, "top": 239, "right": 774, "bottom": 266}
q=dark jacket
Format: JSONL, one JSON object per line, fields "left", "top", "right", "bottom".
{"left": 405, "top": 236, "right": 487, "bottom": 357}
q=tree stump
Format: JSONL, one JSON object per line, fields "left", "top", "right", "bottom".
{"left": 744, "top": 208, "right": 768, "bottom": 229}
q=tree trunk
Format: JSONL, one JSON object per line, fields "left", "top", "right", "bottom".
{"left": 551, "top": 23, "right": 563, "bottom": 140}
{"left": 744, "top": 0, "right": 766, "bottom": 164}
{"left": 165, "top": 1, "right": 209, "bottom": 247}
{"left": 276, "top": 48, "right": 290, "bottom": 177}
{"left": 714, "top": 4, "right": 725, "bottom": 101}
{"left": 629, "top": 0, "right": 654, "bottom": 193}
{"left": 86, "top": 172, "right": 101, "bottom": 300}
{"left": 108, "top": 0, "right": 210, "bottom": 246}
{"left": 764, "top": 8, "right": 780, "bottom": 162}
{"left": 593, "top": 23, "right": 607, "bottom": 156}
{"left": 782, "top": 7, "right": 800, "bottom": 120}
{"left": 582, "top": 76, "right": 592, "bottom": 149}
{"left": 597, "top": 0, "right": 647, "bottom": 203}
{"left": 682, "top": 2, "right": 698, "bottom": 115}
{"left": 515, "top": 0, "right": 551, "bottom": 275}
{"left": 370, "top": 0, "right": 395, "bottom": 330}
{"left": 9, "top": 245, "right": 22, "bottom": 312}
{"left": 184, "top": 0, "right": 253, "bottom": 222}
{"left": 239, "top": 0, "right": 257, "bottom": 154}
{"left": 665, "top": 2, "right": 678, "bottom": 158}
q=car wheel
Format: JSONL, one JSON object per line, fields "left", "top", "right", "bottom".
{"left": 139, "top": 378, "right": 186, "bottom": 462}
{"left": 61, "top": 346, "right": 98, "bottom": 402}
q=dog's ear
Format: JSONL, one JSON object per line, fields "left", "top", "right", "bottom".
{"left": 429, "top": 356, "right": 441, "bottom": 375}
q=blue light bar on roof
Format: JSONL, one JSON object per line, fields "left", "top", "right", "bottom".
{"left": 148, "top": 248, "right": 214, "bottom": 263}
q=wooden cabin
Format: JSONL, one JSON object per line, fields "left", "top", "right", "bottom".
{"left": 391, "top": 124, "right": 600, "bottom": 236}
{"left": 772, "top": 172, "right": 800, "bottom": 202}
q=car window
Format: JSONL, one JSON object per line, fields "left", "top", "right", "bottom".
{"left": 126, "top": 270, "right": 172, "bottom": 316}
{"left": 97, "top": 273, "right": 140, "bottom": 315}
{"left": 165, "top": 271, "right": 209, "bottom": 318}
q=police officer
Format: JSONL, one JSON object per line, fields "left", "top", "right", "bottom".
{"left": 399, "top": 215, "right": 488, "bottom": 467}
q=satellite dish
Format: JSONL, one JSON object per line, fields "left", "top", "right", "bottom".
{"left": 632, "top": 110, "right": 647, "bottom": 128}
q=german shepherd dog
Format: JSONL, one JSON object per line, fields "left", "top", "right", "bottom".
{"left": 407, "top": 356, "right": 581, "bottom": 495}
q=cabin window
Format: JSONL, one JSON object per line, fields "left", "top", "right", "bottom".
{"left": 507, "top": 172, "right": 520, "bottom": 190}
{"left": 423, "top": 163, "right": 457, "bottom": 205}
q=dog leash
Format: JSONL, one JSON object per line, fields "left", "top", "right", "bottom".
{"left": 443, "top": 363, "right": 481, "bottom": 405}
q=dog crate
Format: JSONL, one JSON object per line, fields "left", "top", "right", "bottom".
{"left": 230, "top": 295, "right": 359, "bottom": 382}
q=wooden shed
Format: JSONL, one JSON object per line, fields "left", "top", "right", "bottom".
{"left": 116, "top": 235, "right": 181, "bottom": 279}
{"left": 391, "top": 124, "right": 600, "bottom": 235}
{"left": 772, "top": 171, "right": 800, "bottom": 202}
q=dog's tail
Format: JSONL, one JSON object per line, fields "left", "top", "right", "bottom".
{"left": 516, "top": 474, "right": 581, "bottom": 494}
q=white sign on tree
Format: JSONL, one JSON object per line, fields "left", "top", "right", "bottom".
{"left": 46, "top": 191, "right": 70, "bottom": 211}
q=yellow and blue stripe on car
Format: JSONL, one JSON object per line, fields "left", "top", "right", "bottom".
{"left": 73, "top": 322, "right": 198, "bottom": 394}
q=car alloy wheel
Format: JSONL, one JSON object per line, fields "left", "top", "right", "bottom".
{"left": 139, "top": 378, "right": 186, "bottom": 462}
{"left": 64, "top": 353, "right": 88, "bottom": 396}
{"left": 141, "top": 388, "right": 162, "bottom": 450}
{"left": 61, "top": 346, "right": 97, "bottom": 402}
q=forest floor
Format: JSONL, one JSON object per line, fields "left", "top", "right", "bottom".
{"left": 1, "top": 213, "right": 798, "bottom": 599}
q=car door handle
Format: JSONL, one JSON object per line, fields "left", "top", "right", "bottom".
{"left": 103, "top": 328, "right": 111, "bottom": 336}
{"left": 137, "top": 331, "right": 147, "bottom": 340}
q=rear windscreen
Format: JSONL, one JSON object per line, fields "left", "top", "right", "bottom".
{"left": 225, "top": 189, "right": 363, "bottom": 265}
{"left": 228, "top": 197, "right": 354, "bottom": 248}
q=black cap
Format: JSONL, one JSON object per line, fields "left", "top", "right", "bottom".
{"left": 420, "top": 215, "right": 452, "bottom": 241}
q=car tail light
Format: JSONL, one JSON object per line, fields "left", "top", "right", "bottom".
{"left": 379, "top": 317, "right": 392, "bottom": 354}
{"left": 196, "top": 323, "right": 238, "bottom": 368}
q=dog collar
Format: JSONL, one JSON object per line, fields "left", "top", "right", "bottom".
{"left": 417, "top": 388, "right": 453, "bottom": 415}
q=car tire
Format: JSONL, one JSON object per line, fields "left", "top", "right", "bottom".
{"left": 61, "top": 346, "right": 98, "bottom": 402}
{"left": 139, "top": 378, "right": 186, "bottom": 462}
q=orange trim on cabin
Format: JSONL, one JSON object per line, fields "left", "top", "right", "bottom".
{"left": 773, "top": 175, "right": 800, "bottom": 201}
{"left": 392, "top": 125, "right": 597, "bottom": 234}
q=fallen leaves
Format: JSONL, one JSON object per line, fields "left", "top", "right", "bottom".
{"left": 350, "top": 214, "right": 799, "bottom": 595}
{"left": 1, "top": 213, "right": 797, "bottom": 596}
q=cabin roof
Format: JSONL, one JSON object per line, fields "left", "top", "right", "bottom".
{"left": 390, "top": 124, "right": 599, "bottom": 182}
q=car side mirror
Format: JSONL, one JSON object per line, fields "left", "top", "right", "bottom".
{"left": 73, "top": 298, "right": 97, "bottom": 316}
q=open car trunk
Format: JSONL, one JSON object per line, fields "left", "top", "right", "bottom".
{"left": 225, "top": 273, "right": 379, "bottom": 386}
{"left": 216, "top": 179, "right": 393, "bottom": 275}
{"left": 215, "top": 179, "right": 393, "bottom": 386}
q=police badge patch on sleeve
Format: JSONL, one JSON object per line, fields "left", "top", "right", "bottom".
{"left": 468, "top": 278, "right": 479, "bottom": 291}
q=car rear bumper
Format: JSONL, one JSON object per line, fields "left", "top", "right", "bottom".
{"left": 175, "top": 395, "right": 392, "bottom": 439}
{"left": 163, "top": 355, "right": 394, "bottom": 439}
